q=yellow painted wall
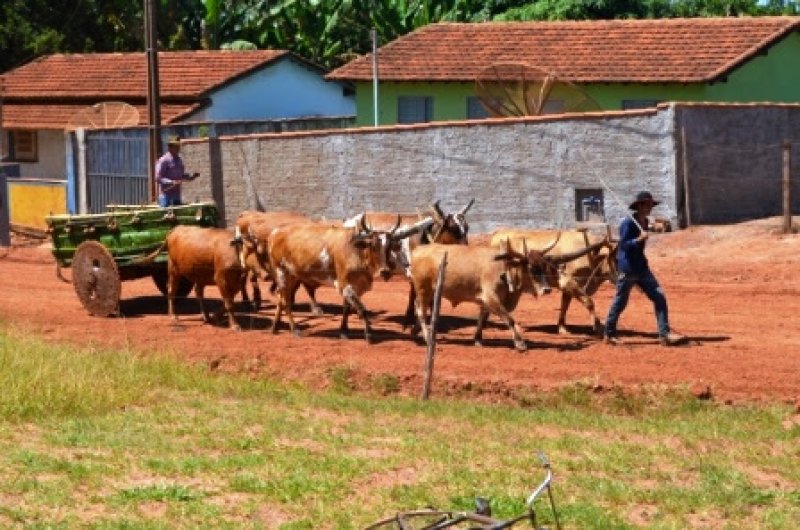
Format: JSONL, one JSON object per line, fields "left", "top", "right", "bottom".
{"left": 8, "top": 180, "right": 67, "bottom": 229}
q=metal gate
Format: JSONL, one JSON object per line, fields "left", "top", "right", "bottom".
{"left": 85, "top": 131, "right": 149, "bottom": 213}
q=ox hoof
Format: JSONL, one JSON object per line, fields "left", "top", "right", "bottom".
{"left": 474, "top": 340, "right": 483, "bottom": 348}
{"left": 310, "top": 306, "right": 324, "bottom": 317}
{"left": 230, "top": 325, "right": 242, "bottom": 332}
{"left": 557, "top": 326, "right": 569, "bottom": 335}
{"left": 292, "top": 329, "right": 303, "bottom": 338}
{"left": 514, "top": 341, "right": 528, "bottom": 352}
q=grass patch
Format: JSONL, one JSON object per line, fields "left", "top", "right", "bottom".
{"left": 0, "top": 324, "right": 798, "bottom": 528}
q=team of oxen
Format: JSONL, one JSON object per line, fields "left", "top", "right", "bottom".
{"left": 158, "top": 201, "right": 618, "bottom": 351}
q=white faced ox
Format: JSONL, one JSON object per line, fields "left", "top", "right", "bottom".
{"left": 490, "top": 228, "right": 618, "bottom": 335}
{"left": 267, "top": 216, "right": 395, "bottom": 343}
{"left": 165, "top": 225, "right": 259, "bottom": 331}
{"left": 235, "top": 210, "right": 324, "bottom": 314}
{"left": 345, "top": 199, "right": 475, "bottom": 327}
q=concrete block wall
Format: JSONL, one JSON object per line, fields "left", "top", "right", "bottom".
{"left": 677, "top": 104, "right": 800, "bottom": 224}
{"left": 182, "top": 106, "right": 678, "bottom": 234}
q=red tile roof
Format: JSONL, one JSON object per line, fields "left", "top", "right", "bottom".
{"left": 327, "top": 17, "right": 800, "bottom": 83}
{"left": 0, "top": 50, "right": 289, "bottom": 129}
{"left": 2, "top": 50, "right": 289, "bottom": 99}
{"left": 1, "top": 103, "right": 199, "bottom": 130}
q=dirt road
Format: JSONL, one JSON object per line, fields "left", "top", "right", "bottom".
{"left": 2, "top": 218, "right": 798, "bottom": 405}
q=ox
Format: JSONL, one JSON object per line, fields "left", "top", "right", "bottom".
{"left": 344, "top": 199, "right": 475, "bottom": 325}
{"left": 164, "top": 225, "right": 261, "bottom": 330}
{"left": 267, "top": 215, "right": 401, "bottom": 343}
{"left": 410, "top": 237, "right": 608, "bottom": 351}
{"left": 235, "top": 210, "right": 323, "bottom": 314}
{"left": 489, "top": 227, "right": 617, "bottom": 335}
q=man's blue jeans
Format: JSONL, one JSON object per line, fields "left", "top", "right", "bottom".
{"left": 158, "top": 197, "right": 182, "bottom": 207}
{"left": 605, "top": 269, "right": 670, "bottom": 338}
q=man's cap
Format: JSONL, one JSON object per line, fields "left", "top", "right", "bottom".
{"left": 628, "top": 191, "right": 661, "bottom": 210}
{"left": 167, "top": 135, "right": 182, "bottom": 146}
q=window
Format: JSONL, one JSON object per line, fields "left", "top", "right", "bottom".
{"left": 397, "top": 96, "right": 433, "bottom": 124}
{"left": 575, "top": 188, "right": 605, "bottom": 223}
{"left": 622, "top": 100, "right": 662, "bottom": 110}
{"left": 10, "top": 130, "right": 37, "bottom": 162}
{"left": 466, "top": 96, "right": 489, "bottom": 120}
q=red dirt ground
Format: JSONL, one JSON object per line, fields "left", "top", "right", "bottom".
{"left": 2, "top": 218, "right": 799, "bottom": 406}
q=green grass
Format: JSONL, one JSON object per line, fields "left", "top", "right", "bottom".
{"left": 0, "top": 323, "right": 798, "bottom": 528}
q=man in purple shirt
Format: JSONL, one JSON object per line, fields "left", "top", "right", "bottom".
{"left": 155, "top": 136, "right": 199, "bottom": 207}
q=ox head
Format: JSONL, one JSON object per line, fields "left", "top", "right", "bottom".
{"left": 231, "top": 225, "right": 264, "bottom": 272}
{"left": 493, "top": 238, "right": 536, "bottom": 296}
{"left": 348, "top": 213, "right": 398, "bottom": 281}
{"left": 427, "top": 199, "right": 474, "bottom": 245}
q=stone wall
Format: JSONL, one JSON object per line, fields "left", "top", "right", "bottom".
{"left": 181, "top": 103, "right": 800, "bottom": 232}
{"left": 676, "top": 104, "right": 800, "bottom": 224}
{"left": 181, "top": 106, "right": 678, "bottom": 234}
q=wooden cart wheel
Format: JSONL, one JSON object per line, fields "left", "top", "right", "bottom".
{"left": 151, "top": 269, "right": 194, "bottom": 298}
{"left": 72, "top": 240, "right": 121, "bottom": 317}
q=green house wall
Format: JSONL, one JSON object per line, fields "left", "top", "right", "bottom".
{"left": 353, "top": 31, "right": 800, "bottom": 126}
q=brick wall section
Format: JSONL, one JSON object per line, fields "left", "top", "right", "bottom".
{"left": 184, "top": 103, "right": 800, "bottom": 231}
{"left": 675, "top": 104, "right": 800, "bottom": 224}
{"left": 181, "top": 106, "right": 678, "bottom": 234}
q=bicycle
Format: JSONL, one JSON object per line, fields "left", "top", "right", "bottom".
{"left": 364, "top": 452, "right": 562, "bottom": 530}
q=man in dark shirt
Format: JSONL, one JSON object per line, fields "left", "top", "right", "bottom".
{"left": 604, "top": 191, "right": 685, "bottom": 346}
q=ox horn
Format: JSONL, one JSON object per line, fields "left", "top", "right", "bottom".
{"left": 459, "top": 198, "right": 475, "bottom": 215}
{"left": 544, "top": 240, "right": 607, "bottom": 266}
{"left": 430, "top": 200, "right": 445, "bottom": 222}
{"left": 539, "top": 231, "right": 561, "bottom": 255}
{"left": 392, "top": 217, "right": 434, "bottom": 240}
{"left": 359, "top": 211, "right": 369, "bottom": 233}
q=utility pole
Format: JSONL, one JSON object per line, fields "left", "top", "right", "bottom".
{"left": 0, "top": 75, "right": 6, "bottom": 161}
{"left": 145, "top": 0, "right": 162, "bottom": 203}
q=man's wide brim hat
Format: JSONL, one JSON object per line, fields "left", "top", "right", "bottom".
{"left": 167, "top": 135, "right": 182, "bottom": 147}
{"left": 629, "top": 191, "right": 660, "bottom": 210}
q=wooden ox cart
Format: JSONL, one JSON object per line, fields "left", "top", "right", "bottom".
{"left": 45, "top": 203, "right": 219, "bottom": 316}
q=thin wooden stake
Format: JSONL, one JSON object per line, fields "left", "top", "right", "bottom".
{"left": 681, "top": 126, "right": 692, "bottom": 227}
{"left": 783, "top": 141, "right": 792, "bottom": 234}
{"left": 421, "top": 252, "right": 447, "bottom": 401}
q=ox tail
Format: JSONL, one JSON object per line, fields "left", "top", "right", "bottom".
{"left": 130, "top": 240, "right": 168, "bottom": 266}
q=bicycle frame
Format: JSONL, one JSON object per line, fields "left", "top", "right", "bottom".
{"left": 364, "top": 452, "right": 561, "bottom": 530}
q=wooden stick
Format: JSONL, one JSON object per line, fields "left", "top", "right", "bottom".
{"left": 421, "top": 252, "right": 447, "bottom": 401}
{"left": 682, "top": 126, "right": 692, "bottom": 227}
{"left": 783, "top": 141, "right": 792, "bottom": 235}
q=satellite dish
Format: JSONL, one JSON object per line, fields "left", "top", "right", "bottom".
{"left": 475, "top": 63, "right": 601, "bottom": 118}
{"left": 66, "top": 102, "right": 140, "bottom": 131}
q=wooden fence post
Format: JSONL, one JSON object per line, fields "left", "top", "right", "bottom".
{"left": 421, "top": 252, "right": 447, "bottom": 401}
{"left": 783, "top": 141, "right": 792, "bottom": 234}
{"left": 681, "top": 126, "right": 692, "bottom": 227}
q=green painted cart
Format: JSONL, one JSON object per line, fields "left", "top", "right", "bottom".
{"left": 46, "top": 202, "right": 219, "bottom": 316}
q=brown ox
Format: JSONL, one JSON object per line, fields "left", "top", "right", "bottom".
{"left": 165, "top": 225, "right": 260, "bottom": 330}
{"left": 490, "top": 228, "right": 617, "bottom": 335}
{"left": 410, "top": 237, "right": 607, "bottom": 351}
{"left": 267, "top": 216, "right": 398, "bottom": 343}
{"left": 345, "top": 199, "right": 475, "bottom": 325}
{"left": 235, "top": 210, "right": 323, "bottom": 314}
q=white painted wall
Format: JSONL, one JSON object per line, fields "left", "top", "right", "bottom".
{"left": 17, "top": 130, "right": 67, "bottom": 180}
{"left": 186, "top": 57, "right": 354, "bottom": 121}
